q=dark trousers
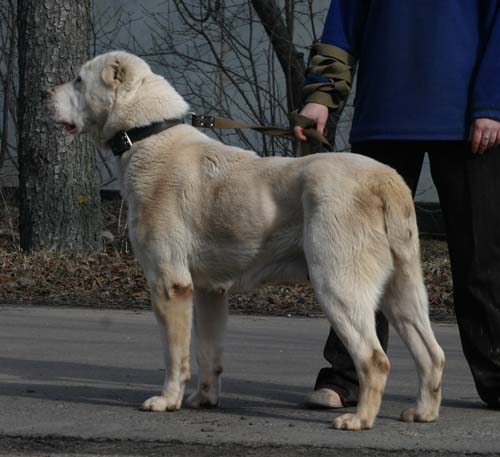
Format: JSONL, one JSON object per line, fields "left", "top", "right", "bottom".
{"left": 315, "top": 141, "right": 500, "bottom": 408}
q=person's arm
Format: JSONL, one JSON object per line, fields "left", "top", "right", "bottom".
{"left": 295, "top": 0, "right": 367, "bottom": 141}
{"left": 470, "top": 3, "right": 500, "bottom": 154}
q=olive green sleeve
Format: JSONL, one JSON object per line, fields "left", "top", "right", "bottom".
{"left": 303, "top": 43, "right": 356, "bottom": 110}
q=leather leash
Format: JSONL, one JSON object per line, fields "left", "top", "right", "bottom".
{"left": 108, "top": 112, "right": 332, "bottom": 157}
{"left": 192, "top": 112, "right": 332, "bottom": 153}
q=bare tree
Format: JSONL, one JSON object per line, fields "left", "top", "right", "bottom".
{"left": 249, "top": 0, "right": 305, "bottom": 114}
{"left": 17, "top": 0, "right": 102, "bottom": 252}
{"left": 251, "top": 0, "right": 348, "bottom": 153}
{"left": 0, "top": 0, "right": 17, "bottom": 174}
{"left": 1, "top": 1, "right": 131, "bottom": 190}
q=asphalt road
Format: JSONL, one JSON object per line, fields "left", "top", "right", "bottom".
{"left": 0, "top": 306, "right": 499, "bottom": 456}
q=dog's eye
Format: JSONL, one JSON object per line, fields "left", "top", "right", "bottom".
{"left": 74, "top": 76, "right": 82, "bottom": 86}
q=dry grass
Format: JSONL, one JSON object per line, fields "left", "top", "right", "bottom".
{"left": 0, "top": 196, "right": 453, "bottom": 319}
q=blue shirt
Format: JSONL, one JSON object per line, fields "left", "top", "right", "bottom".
{"left": 318, "top": 0, "right": 500, "bottom": 142}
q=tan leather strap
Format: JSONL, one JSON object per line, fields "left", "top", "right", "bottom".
{"left": 191, "top": 113, "right": 332, "bottom": 154}
{"left": 288, "top": 111, "right": 332, "bottom": 150}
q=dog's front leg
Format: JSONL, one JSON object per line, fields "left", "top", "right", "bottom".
{"left": 142, "top": 277, "right": 193, "bottom": 412}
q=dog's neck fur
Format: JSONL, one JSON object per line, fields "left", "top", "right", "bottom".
{"left": 101, "top": 73, "right": 191, "bottom": 199}
{"left": 96, "top": 73, "right": 190, "bottom": 146}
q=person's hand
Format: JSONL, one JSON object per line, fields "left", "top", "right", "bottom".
{"left": 470, "top": 118, "right": 500, "bottom": 154}
{"left": 294, "top": 103, "right": 329, "bottom": 141}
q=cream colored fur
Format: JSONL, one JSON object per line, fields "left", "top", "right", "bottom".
{"left": 49, "top": 51, "right": 445, "bottom": 431}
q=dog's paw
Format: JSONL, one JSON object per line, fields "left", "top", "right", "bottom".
{"left": 186, "top": 389, "right": 219, "bottom": 409}
{"left": 141, "top": 394, "right": 181, "bottom": 412}
{"left": 400, "top": 407, "right": 438, "bottom": 423}
{"left": 332, "top": 413, "right": 372, "bottom": 431}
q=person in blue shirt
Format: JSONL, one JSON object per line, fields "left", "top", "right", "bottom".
{"left": 295, "top": 0, "right": 500, "bottom": 410}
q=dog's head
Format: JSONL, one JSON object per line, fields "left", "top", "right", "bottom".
{"left": 48, "top": 51, "right": 189, "bottom": 146}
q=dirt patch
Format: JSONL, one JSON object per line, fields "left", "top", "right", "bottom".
{"left": 0, "top": 197, "right": 453, "bottom": 320}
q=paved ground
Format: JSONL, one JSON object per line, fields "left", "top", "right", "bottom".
{"left": 0, "top": 306, "right": 499, "bottom": 456}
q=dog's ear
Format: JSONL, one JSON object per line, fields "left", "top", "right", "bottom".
{"left": 101, "top": 59, "right": 126, "bottom": 88}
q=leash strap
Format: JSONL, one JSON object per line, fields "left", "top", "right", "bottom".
{"left": 192, "top": 112, "right": 332, "bottom": 153}
{"left": 109, "top": 113, "right": 332, "bottom": 157}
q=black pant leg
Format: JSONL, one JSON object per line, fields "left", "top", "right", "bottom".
{"left": 429, "top": 143, "right": 500, "bottom": 407}
{"left": 351, "top": 142, "right": 425, "bottom": 194}
{"left": 315, "top": 311, "right": 390, "bottom": 404}
{"left": 314, "top": 141, "right": 425, "bottom": 404}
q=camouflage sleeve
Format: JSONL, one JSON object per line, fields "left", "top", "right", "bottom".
{"left": 302, "top": 43, "right": 356, "bottom": 110}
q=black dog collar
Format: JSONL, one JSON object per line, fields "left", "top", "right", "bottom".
{"left": 108, "top": 118, "right": 185, "bottom": 156}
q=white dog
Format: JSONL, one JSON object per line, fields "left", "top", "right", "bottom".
{"left": 48, "top": 51, "right": 445, "bottom": 431}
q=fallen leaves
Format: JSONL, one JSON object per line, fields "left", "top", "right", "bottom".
{"left": 0, "top": 199, "right": 453, "bottom": 319}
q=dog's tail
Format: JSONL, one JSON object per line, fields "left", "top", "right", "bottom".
{"left": 377, "top": 172, "right": 432, "bottom": 325}
{"left": 378, "top": 173, "right": 420, "bottom": 265}
{"left": 378, "top": 170, "right": 430, "bottom": 321}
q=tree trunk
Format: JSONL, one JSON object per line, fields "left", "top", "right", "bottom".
{"left": 250, "top": 0, "right": 306, "bottom": 114}
{"left": 17, "top": 0, "right": 101, "bottom": 253}
{"left": 252, "top": 0, "right": 346, "bottom": 155}
{"left": 0, "top": 0, "right": 16, "bottom": 172}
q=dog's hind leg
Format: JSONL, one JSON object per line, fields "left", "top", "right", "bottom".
{"left": 305, "top": 216, "right": 392, "bottom": 430}
{"left": 142, "top": 273, "right": 193, "bottom": 412}
{"left": 374, "top": 170, "right": 444, "bottom": 422}
{"left": 381, "top": 254, "right": 445, "bottom": 423}
{"left": 186, "top": 288, "right": 228, "bottom": 408}
{"left": 313, "top": 278, "right": 390, "bottom": 431}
